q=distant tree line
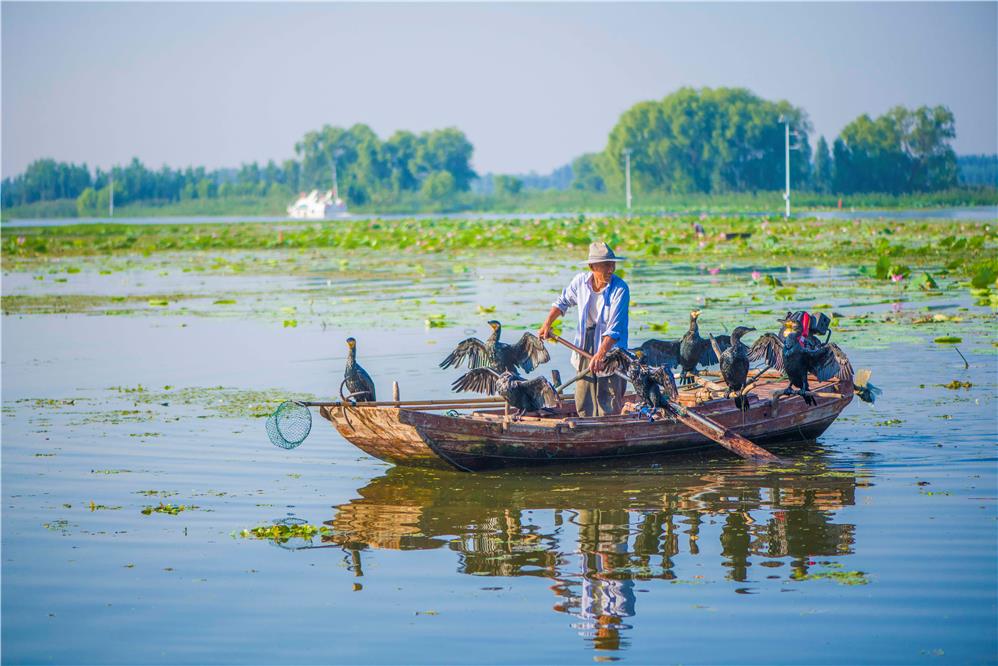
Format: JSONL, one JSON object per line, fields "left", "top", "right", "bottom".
{"left": 2, "top": 124, "right": 476, "bottom": 214}
{"left": 957, "top": 154, "right": 998, "bottom": 187}
{"left": 1, "top": 87, "right": 991, "bottom": 215}
{"left": 570, "top": 88, "right": 971, "bottom": 197}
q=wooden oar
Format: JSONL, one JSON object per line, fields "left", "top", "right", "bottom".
{"left": 298, "top": 396, "right": 507, "bottom": 408}
{"left": 549, "top": 335, "right": 782, "bottom": 464}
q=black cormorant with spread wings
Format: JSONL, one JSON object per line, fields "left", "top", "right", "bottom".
{"left": 343, "top": 337, "right": 376, "bottom": 402}
{"left": 451, "top": 368, "right": 558, "bottom": 419}
{"left": 636, "top": 310, "right": 730, "bottom": 385}
{"left": 440, "top": 320, "right": 550, "bottom": 374}
{"left": 602, "top": 347, "right": 679, "bottom": 415}
{"left": 749, "top": 318, "right": 853, "bottom": 406}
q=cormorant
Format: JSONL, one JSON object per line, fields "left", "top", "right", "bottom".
{"left": 749, "top": 318, "right": 852, "bottom": 406}
{"left": 440, "top": 320, "right": 550, "bottom": 374}
{"left": 603, "top": 348, "right": 678, "bottom": 416}
{"left": 451, "top": 368, "right": 558, "bottom": 419}
{"left": 344, "top": 337, "right": 376, "bottom": 402}
{"left": 709, "top": 326, "right": 757, "bottom": 409}
{"left": 634, "top": 311, "right": 730, "bottom": 385}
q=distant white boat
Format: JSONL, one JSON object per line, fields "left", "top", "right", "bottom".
{"left": 287, "top": 189, "right": 348, "bottom": 219}
{"left": 287, "top": 159, "right": 348, "bottom": 219}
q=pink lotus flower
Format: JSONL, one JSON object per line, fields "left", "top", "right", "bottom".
{"left": 890, "top": 273, "right": 905, "bottom": 283}
{"left": 708, "top": 267, "right": 721, "bottom": 275}
{"left": 751, "top": 271, "right": 761, "bottom": 281}
{"left": 16, "top": 236, "right": 25, "bottom": 246}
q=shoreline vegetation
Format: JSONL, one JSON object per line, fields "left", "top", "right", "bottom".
{"left": 4, "top": 88, "right": 996, "bottom": 223}
{"left": 3, "top": 214, "right": 995, "bottom": 287}
{"left": 2, "top": 187, "right": 996, "bottom": 222}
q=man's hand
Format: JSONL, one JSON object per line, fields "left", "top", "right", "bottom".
{"left": 538, "top": 323, "right": 552, "bottom": 341}
{"left": 591, "top": 349, "right": 607, "bottom": 373}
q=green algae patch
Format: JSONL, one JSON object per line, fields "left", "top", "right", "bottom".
{"left": 934, "top": 336, "right": 963, "bottom": 344}
{"left": 1, "top": 292, "right": 196, "bottom": 315}
{"left": 103, "top": 385, "right": 319, "bottom": 419}
{"left": 141, "top": 503, "right": 197, "bottom": 516}
{"left": 792, "top": 569, "right": 870, "bottom": 586}
{"left": 942, "top": 380, "right": 973, "bottom": 389}
{"left": 240, "top": 523, "right": 330, "bottom": 543}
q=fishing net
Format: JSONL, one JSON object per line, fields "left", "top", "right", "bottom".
{"left": 266, "top": 401, "right": 312, "bottom": 449}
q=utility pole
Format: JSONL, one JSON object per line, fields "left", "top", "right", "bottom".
{"left": 779, "top": 116, "right": 802, "bottom": 219}
{"left": 109, "top": 172, "right": 114, "bottom": 218}
{"left": 623, "top": 148, "right": 632, "bottom": 212}
{"left": 784, "top": 120, "right": 790, "bottom": 219}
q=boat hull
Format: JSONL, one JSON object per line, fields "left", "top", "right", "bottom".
{"left": 321, "top": 379, "right": 853, "bottom": 471}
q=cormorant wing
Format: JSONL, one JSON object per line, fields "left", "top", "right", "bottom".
{"left": 451, "top": 367, "right": 501, "bottom": 394}
{"left": 522, "top": 376, "right": 559, "bottom": 408}
{"left": 636, "top": 339, "right": 680, "bottom": 368}
{"left": 809, "top": 343, "right": 854, "bottom": 383}
{"left": 511, "top": 332, "right": 551, "bottom": 373}
{"left": 700, "top": 334, "right": 730, "bottom": 366}
{"left": 708, "top": 334, "right": 725, "bottom": 366}
{"left": 355, "top": 366, "right": 377, "bottom": 401}
{"left": 601, "top": 347, "right": 635, "bottom": 375}
{"left": 748, "top": 333, "right": 785, "bottom": 371}
{"left": 439, "top": 337, "right": 489, "bottom": 370}
{"left": 648, "top": 365, "right": 679, "bottom": 400}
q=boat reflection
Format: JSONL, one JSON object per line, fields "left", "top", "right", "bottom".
{"left": 321, "top": 457, "right": 861, "bottom": 652}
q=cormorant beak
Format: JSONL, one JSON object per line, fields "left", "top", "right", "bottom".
{"left": 781, "top": 322, "right": 795, "bottom": 337}
{"left": 691, "top": 310, "right": 701, "bottom": 319}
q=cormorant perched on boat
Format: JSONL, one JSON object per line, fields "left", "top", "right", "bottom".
{"left": 709, "top": 326, "right": 757, "bottom": 409}
{"left": 676, "top": 310, "right": 730, "bottom": 385}
{"left": 749, "top": 317, "right": 853, "bottom": 406}
{"left": 634, "top": 311, "right": 730, "bottom": 385}
{"left": 451, "top": 368, "right": 558, "bottom": 420}
{"left": 440, "top": 320, "right": 550, "bottom": 374}
{"left": 344, "top": 337, "right": 376, "bottom": 402}
{"left": 602, "top": 348, "right": 678, "bottom": 416}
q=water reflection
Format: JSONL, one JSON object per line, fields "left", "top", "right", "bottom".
{"left": 320, "top": 457, "right": 860, "bottom": 652}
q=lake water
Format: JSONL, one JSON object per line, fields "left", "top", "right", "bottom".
{"left": 3, "top": 205, "right": 996, "bottom": 228}
{"left": 2, "top": 252, "right": 996, "bottom": 664}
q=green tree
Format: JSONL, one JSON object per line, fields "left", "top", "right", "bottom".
{"left": 601, "top": 87, "right": 811, "bottom": 194}
{"left": 413, "top": 128, "right": 476, "bottom": 191}
{"left": 75, "top": 187, "right": 99, "bottom": 216}
{"left": 493, "top": 175, "right": 523, "bottom": 196}
{"left": 833, "top": 105, "right": 957, "bottom": 194}
{"left": 812, "top": 136, "right": 833, "bottom": 193}
{"left": 197, "top": 178, "right": 216, "bottom": 199}
{"left": 571, "top": 153, "right": 606, "bottom": 191}
{"left": 421, "top": 171, "right": 456, "bottom": 200}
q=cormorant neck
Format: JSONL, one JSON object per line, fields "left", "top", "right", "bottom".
{"left": 488, "top": 325, "right": 500, "bottom": 344}
{"left": 346, "top": 346, "right": 356, "bottom": 365}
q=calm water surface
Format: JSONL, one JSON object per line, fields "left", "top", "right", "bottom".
{"left": 4, "top": 206, "right": 995, "bottom": 228}
{"left": 2, "top": 258, "right": 996, "bottom": 664}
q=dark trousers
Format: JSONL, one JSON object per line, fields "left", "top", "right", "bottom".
{"left": 574, "top": 328, "right": 627, "bottom": 417}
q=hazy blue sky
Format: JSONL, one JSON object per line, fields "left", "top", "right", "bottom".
{"left": 2, "top": 2, "right": 996, "bottom": 177}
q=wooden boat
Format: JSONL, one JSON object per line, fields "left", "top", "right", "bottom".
{"left": 319, "top": 372, "right": 854, "bottom": 472}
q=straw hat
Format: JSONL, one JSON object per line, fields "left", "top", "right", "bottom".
{"left": 581, "top": 241, "right": 627, "bottom": 264}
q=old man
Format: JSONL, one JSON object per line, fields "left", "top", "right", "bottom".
{"left": 538, "top": 241, "right": 630, "bottom": 417}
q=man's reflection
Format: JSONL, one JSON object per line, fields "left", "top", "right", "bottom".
{"left": 319, "top": 460, "right": 861, "bottom": 653}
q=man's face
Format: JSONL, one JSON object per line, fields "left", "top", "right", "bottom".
{"left": 590, "top": 261, "right": 616, "bottom": 279}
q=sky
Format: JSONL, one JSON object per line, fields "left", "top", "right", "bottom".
{"left": 2, "top": 2, "right": 996, "bottom": 178}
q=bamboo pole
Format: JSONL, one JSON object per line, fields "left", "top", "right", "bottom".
{"left": 301, "top": 396, "right": 508, "bottom": 408}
